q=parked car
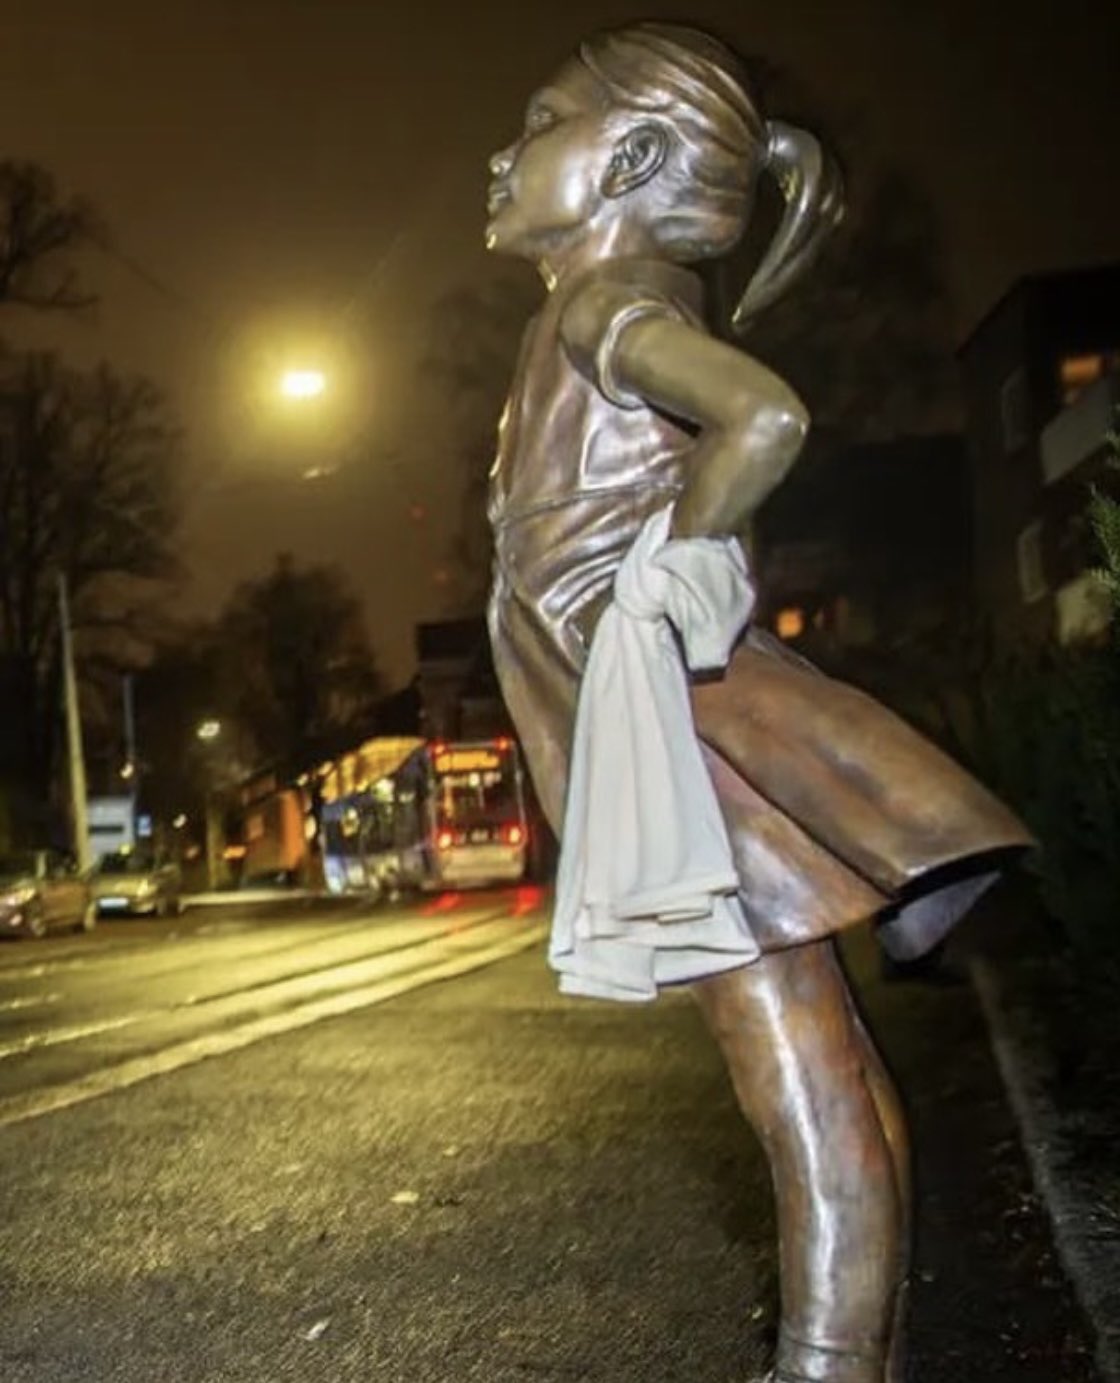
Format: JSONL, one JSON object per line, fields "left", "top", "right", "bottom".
{"left": 90, "top": 849, "right": 182, "bottom": 917}
{"left": 0, "top": 849, "right": 96, "bottom": 938}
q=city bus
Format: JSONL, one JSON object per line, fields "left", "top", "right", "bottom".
{"left": 319, "top": 737, "right": 529, "bottom": 897}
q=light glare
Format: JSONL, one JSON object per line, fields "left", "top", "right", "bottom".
{"left": 280, "top": 368, "right": 326, "bottom": 399}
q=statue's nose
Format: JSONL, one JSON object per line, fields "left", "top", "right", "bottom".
{"left": 489, "top": 145, "right": 515, "bottom": 178}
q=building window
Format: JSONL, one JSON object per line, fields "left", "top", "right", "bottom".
{"left": 1058, "top": 352, "right": 1111, "bottom": 406}
{"left": 1000, "top": 368, "right": 1029, "bottom": 454}
{"left": 775, "top": 607, "right": 805, "bottom": 640}
{"left": 1016, "top": 520, "right": 1047, "bottom": 604}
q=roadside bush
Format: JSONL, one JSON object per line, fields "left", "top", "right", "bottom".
{"left": 969, "top": 432, "right": 1120, "bottom": 969}
{"left": 848, "top": 427, "right": 1120, "bottom": 975}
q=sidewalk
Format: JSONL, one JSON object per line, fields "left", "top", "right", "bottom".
{"left": 961, "top": 881, "right": 1120, "bottom": 1382}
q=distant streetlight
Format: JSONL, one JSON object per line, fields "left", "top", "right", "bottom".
{"left": 279, "top": 368, "right": 326, "bottom": 400}
{"left": 196, "top": 719, "right": 222, "bottom": 742}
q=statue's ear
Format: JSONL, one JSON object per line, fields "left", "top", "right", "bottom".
{"left": 601, "top": 123, "right": 668, "bottom": 199}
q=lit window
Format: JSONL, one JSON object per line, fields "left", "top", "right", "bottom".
{"left": 1059, "top": 353, "right": 1105, "bottom": 406}
{"left": 776, "top": 607, "right": 805, "bottom": 640}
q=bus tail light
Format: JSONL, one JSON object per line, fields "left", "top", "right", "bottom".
{"left": 437, "top": 830, "right": 454, "bottom": 851}
{"left": 504, "top": 824, "right": 525, "bottom": 846}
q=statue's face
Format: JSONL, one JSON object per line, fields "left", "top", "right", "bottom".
{"left": 486, "top": 59, "right": 618, "bottom": 260}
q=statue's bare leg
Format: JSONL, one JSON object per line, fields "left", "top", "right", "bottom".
{"left": 845, "top": 991, "right": 911, "bottom": 1383}
{"left": 693, "top": 939, "right": 906, "bottom": 1383}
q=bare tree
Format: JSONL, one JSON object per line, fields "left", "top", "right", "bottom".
{"left": 430, "top": 136, "right": 958, "bottom": 605}
{"left": 425, "top": 269, "right": 540, "bottom": 608}
{"left": 734, "top": 165, "right": 961, "bottom": 447}
{"left": 214, "top": 555, "right": 383, "bottom": 773}
{"left": 129, "top": 630, "right": 232, "bottom": 828}
{"left": 719, "top": 58, "right": 961, "bottom": 445}
{"left": 0, "top": 352, "right": 180, "bottom": 818}
{"left": 0, "top": 161, "right": 101, "bottom": 313}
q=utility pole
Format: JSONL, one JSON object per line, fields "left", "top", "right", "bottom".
{"left": 204, "top": 789, "right": 222, "bottom": 892}
{"left": 58, "top": 573, "right": 92, "bottom": 872}
{"left": 121, "top": 673, "right": 140, "bottom": 835}
{"left": 122, "top": 674, "right": 137, "bottom": 777}
{"left": 196, "top": 719, "right": 224, "bottom": 891}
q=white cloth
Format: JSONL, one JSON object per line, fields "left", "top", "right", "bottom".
{"left": 550, "top": 506, "right": 761, "bottom": 1002}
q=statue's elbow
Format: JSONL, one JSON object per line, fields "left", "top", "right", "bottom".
{"left": 770, "top": 391, "right": 810, "bottom": 450}
{"left": 742, "top": 397, "right": 809, "bottom": 471}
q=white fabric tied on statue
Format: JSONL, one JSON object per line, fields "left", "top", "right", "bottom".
{"left": 550, "top": 505, "right": 761, "bottom": 1002}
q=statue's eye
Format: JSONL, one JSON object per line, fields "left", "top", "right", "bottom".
{"left": 526, "top": 105, "right": 557, "bottom": 133}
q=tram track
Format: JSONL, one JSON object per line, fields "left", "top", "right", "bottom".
{"left": 0, "top": 897, "right": 547, "bottom": 1129}
{"left": 0, "top": 901, "right": 512, "bottom": 999}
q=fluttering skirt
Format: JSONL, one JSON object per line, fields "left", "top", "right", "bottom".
{"left": 488, "top": 493, "right": 1032, "bottom": 962}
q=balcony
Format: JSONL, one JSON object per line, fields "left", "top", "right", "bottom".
{"left": 1040, "top": 371, "right": 1119, "bottom": 486}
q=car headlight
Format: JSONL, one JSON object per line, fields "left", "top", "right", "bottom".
{"left": 0, "top": 886, "right": 35, "bottom": 911}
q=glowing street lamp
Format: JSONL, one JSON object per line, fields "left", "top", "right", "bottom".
{"left": 279, "top": 368, "right": 326, "bottom": 400}
{"left": 196, "top": 719, "right": 222, "bottom": 742}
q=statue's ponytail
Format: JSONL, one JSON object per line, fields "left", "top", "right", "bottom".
{"left": 731, "top": 121, "right": 844, "bottom": 333}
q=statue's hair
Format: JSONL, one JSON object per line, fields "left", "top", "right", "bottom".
{"left": 579, "top": 23, "right": 844, "bottom": 331}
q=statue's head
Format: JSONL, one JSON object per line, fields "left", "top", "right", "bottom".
{"left": 486, "top": 23, "right": 842, "bottom": 327}
{"left": 486, "top": 24, "right": 762, "bottom": 263}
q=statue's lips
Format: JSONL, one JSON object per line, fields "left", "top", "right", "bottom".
{"left": 487, "top": 184, "right": 512, "bottom": 215}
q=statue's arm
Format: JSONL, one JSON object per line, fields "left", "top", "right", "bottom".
{"left": 561, "top": 281, "right": 808, "bottom": 539}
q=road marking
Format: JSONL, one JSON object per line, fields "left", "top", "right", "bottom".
{"left": 0, "top": 993, "right": 61, "bottom": 1013}
{"left": 175, "top": 910, "right": 515, "bottom": 1009}
{"left": 0, "top": 906, "right": 520, "bottom": 1083}
{"left": 0, "top": 910, "right": 519, "bottom": 1061}
{"left": 0, "top": 922, "right": 546, "bottom": 1129}
{"left": 0, "top": 1015, "right": 140, "bottom": 1060}
{"left": 0, "top": 902, "right": 511, "bottom": 982}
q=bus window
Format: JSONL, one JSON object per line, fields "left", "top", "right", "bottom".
{"left": 440, "top": 769, "right": 515, "bottom": 826}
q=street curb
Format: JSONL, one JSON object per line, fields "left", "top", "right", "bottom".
{"left": 182, "top": 889, "right": 329, "bottom": 907}
{"left": 970, "top": 955, "right": 1120, "bottom": 1383}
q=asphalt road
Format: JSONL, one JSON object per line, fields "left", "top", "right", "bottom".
{"left": 0, "top": 891, "right": 1100, "bottom": 1381}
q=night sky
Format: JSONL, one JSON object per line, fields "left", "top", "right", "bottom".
{"left": 4, "top": 0, "right": 1119, "bottom": 685}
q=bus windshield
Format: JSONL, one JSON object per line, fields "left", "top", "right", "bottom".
{"left": 432, "top": 745, "right": 520, "bottom": 830}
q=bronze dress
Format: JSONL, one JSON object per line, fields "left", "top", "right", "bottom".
{"left": 488, "top": 258, "right": 1030, "bottom": 962}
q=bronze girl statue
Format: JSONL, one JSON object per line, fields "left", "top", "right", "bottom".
{"left": 484, "top": 23, "right": 1029, "bottom": 1383}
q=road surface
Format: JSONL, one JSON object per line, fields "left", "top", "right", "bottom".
{"left": 0, "top": 890, "right": 1099, "bottom": 1381}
